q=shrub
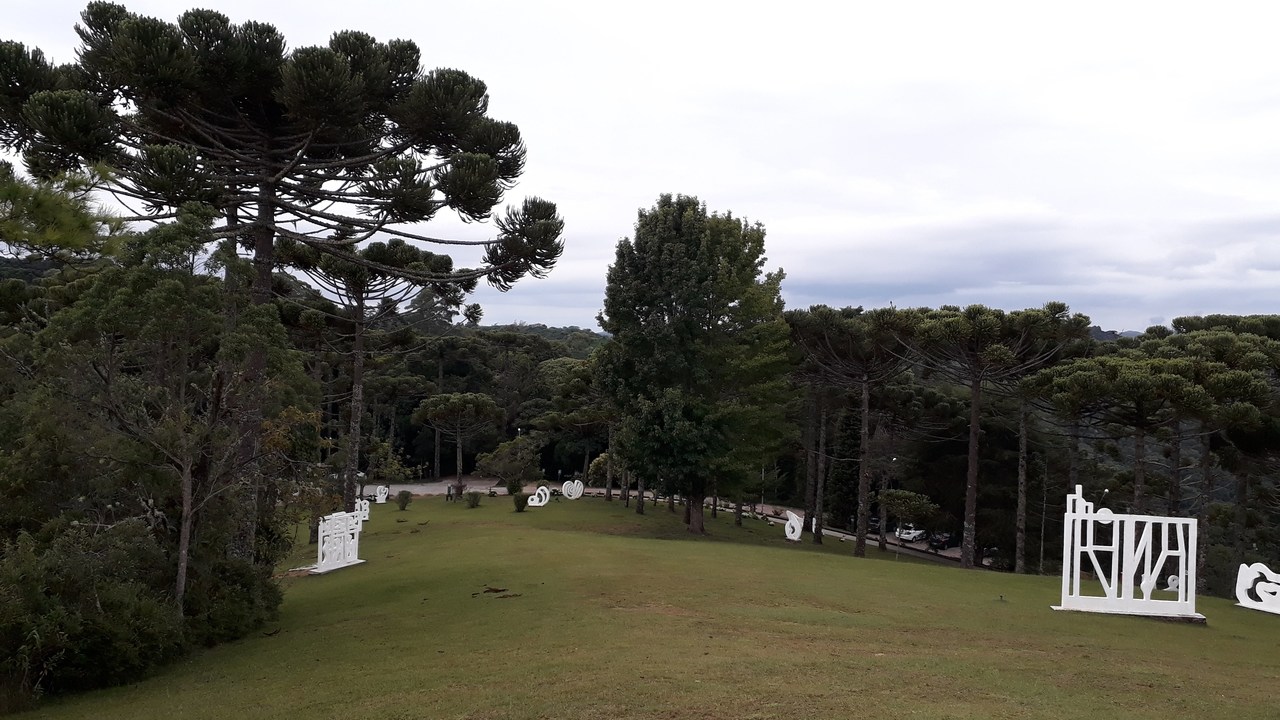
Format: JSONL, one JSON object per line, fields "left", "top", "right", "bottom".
{"left": 513, "top": 493, "right": 529, "bottom": 512}
{"left": 0, "top": 523, "right": 186, "bottom": 710}
{"left": 395, "top": 490, "right": 413, "bottom": 510}
{"left": 464, "top": 491, "right": 483, "bottom": 508}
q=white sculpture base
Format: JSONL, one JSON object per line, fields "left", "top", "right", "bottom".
{"left": 1051, "top": 605, "right": 1205, "bottom": 621}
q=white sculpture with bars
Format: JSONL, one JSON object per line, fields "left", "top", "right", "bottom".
{"left": 1235, "top": 562, "right": 1280, "bottom": 615}
{"left": 312, "top": 510, "right": 365, "bottom": 574}
{"left": 562, "top": 479, "right": 584, "bottom": 500}
{"left": 784, "top": 511, "right": 803, "bottom": 541}
{"left": 527, "top": 486, "right": 551, "bottom": 507}
{"left": 355, "top": 498, "right": 370, "bottom": 524}
{"left": 375, "top": 485, "right": 389, "bottom": 504}
{"left": 1053, "top": 485, "right": 1202, "bottom": 619}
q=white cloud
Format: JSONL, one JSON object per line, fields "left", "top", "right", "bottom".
{"left": 6, "top": 0, "right": 1280, "bottom": 333}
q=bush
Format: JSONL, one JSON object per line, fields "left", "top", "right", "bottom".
{"left": 0, "top": 523, "right": 186, "bottom": 710}
{"left": 513, "top": 493, "right": 529, "bottom": 512}
{"left": 464, "top": 491, "right": 483, "bottom": 508}
{"left": 395, "top": 490, "right": 413, "bottom": 511}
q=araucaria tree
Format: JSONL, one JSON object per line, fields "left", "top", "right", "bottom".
{"left": 597, "top": 194, "right": 792, "bottom": 535}
{"left": 0, "top": 3, "right": 564, "bottom": 552}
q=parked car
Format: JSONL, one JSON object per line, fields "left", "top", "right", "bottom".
{"left": 927, "top": 532, "right": 955, "bottom": 551}
{"left": 895, "top": 524, "right": 927, "bottom": 543}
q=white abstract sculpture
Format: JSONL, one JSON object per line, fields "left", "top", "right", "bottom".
{"left": 1235, "top": 562, "right": 1280, "bottom": 615}
{"left": 355, "top": 498, "right": 370, "bottom": 525}
{"left": 527, "top": 486, "right": 551, "bottom": 508}
{"left": 312, "top": 511, "right": 365, "bottom": 574}
{"left": 784, "top": 511, "right": 803, "bottom": 541}
{"left": 1053, "top": 485, "right": 1202, "bottom": 619}
{"left": 562, "top": 479, "right": 584, "bottom": 500}
{"left": 375, "top": 485, "right": 389, "bottom": 504}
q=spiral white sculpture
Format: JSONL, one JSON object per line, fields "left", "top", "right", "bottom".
{"left": 784, "top": 511, "right": 803, "bottom": 541}
{"left": 1236, "top": 562, "right": 1280, "bottom": 615}
{"left": 375, "top": 485, "right": 389, "bottom": 504}
{"left": 563, "top": 479, "right": 584, "bottom": 500}
{"left": 527, "top": 486, "right": 551, "bottom": 507}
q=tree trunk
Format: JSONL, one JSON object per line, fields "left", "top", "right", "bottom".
{"left": 735, "top": 497, "right": 743, "bottom": 526}
{"left": 342, "top": 292, "right": 366, "bottom": 513}
{"left": 688, "top": 494, "right": 706, "bottom": 534}
{"left": 1234, "top": 463, "right": 1248, "bottom": 564}
{"left": 812, "top": 404, "right": 829, "bottom": 545}
{"left": 434, "top": 361, "right": 443, "bottom": 481}
{"left": 227, "top": 195, "right": 279, "bottom": 562}
{"left": 635, "top": 474, "right": 645, "bottom": 515}
{"left": 1195, "top": 426, "right": 1212, "bottom": 589}
{"left": 1133, "top": 426, "right": 1147, "bottom": 514}
{"left": 455, "top": 433, "right": 464, "bottom": 488}
{"left": 1068, "top": 418, "right": 1080, "bottom": 493}
{"left": 605, "top": 426, "right": 614, "bottom": 501}
{"left": 1015, "top": 400, "right": 1028, "bottom": 574}
{"left": 802, "top": 394, "right": 818, "bottom": 532}
{"left": 582, "top": 449, "right": 591, "bottom": 484}
{"left": 684, "top": 496, "right": 691, "bottom": 524}
{"left": 668, "top": 489, "right": 676, "bottom": 513}
{"left": 1168, "top": 423, "right": 1182, "bottom": 515}
{"left": 961, "top": 376, "right": 984, "bottom": 569}
{"left": 623, "top": 469, "right": 631, "bottom": 507}
{"left": 855, "top": 377, "right": 872, "bottom": 557}
{"left": 175, "top": 462, "right": 195, "bottom": 618}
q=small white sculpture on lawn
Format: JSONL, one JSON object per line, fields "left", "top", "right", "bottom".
{"left": 528, "top": 485, "right": 551, "bottom": 508}
{"left": 312, "top": 510, "right": 365, "bottom": 574}
{"left": 355, "top": 498, "right": 370, "bottom": 524}
{"left": 1053, "top": 485, "right": 1202, "bottom": 619}
{"left": 563, "top": 479, "right": 584, "bottom": 500}
{"left": 375, "top": 485, "right": 389, "bottom": 504}
{"left": 784, "top": 511, "right": 803, "bottom": 541}
{"left": 1235, "top": 562, "right": 1280, "bottom": 615}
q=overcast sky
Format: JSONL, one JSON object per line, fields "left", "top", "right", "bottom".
{"left": 10, "top": 0, "right": 1280, "bottom": 332}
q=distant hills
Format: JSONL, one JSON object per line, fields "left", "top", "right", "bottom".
{"left": 1088, "top": 326, "right": 1143, "bottom": 342}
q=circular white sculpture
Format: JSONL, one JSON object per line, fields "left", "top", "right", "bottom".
{"left": 562, "top": 479, "right": 584, "bottom": 500}
{"left": 784, "top": 511, "right": 803, "bottom": 541}
{"left": 1236, "top": 562, "right": 1280, "bottom": 615}
{"left": 527, "top": 486, "right": 551, "bottom": 508}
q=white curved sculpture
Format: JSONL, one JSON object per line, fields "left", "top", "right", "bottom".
{"left": 1053, "top": 485, "right": 1202, "bottom": 619}
{"left": 1236, "top": 562, "right": 1280, "bottom": 615}
{"left": 312, "top": 511, "right": 365, "bottom": 574}
{"left": 527, "top": 486, "right": 551, "bottom": 508}
{"left": 375, "top": 485, "right": 389, "bottom": 504}
{"left": 562, "top": 479, "right": 584, "bottom": 500}
{"left": 784, "top": 511, "right": 803, "bottom": 541}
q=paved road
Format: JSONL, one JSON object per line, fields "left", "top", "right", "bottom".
{"left": 376, "top": 481, "right": 972, "bottom": 566}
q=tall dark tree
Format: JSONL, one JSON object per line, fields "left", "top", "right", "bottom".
{"left": 0, "top": 4, "right": 564, "bottom": 555}
{"left": 787, "top": 305, "right": 908, "bottom": 557}
{"left": 597, "top": 194, "right": 791, "bottom": 534}
{"left": 906, "top": 302, "right": 1089, "bottom": 568}
{"left": 277, "top": 236, "right": 473, "bottom": 511}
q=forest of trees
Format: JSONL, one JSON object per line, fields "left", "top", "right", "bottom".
{"left": 0, "top": 3, "right": 1277, "bottom": 713}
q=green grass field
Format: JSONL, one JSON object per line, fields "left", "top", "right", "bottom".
{"left": 27, "top": 496, "right": 1280, "bottom": 719}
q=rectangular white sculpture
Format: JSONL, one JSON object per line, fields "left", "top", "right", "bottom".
{"left": 311, "top": 510, "right": 366, "bottom": 574}
{"left": 355, "top": 498, "right": 370, "bottom": 525}
{"left": 1053, "top": 485, "right": 1202, "bottom": 619}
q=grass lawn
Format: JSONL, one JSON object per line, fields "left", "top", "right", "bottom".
{"left": 27, "top": 496, "right": 1280, "bottom": 719}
